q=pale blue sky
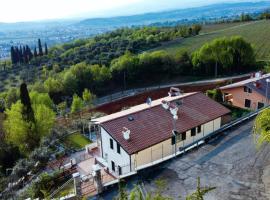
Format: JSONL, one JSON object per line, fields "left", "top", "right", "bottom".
{"left": 0, "top": 0, "right": 264, "bottom": 23}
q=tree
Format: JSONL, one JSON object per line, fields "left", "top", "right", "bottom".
{"left": 38, "top": 39, "right": 43, "bottom": 56}
{"left": 34, "top": 47, "right": 38, "bottom": 58}
{"left": 82, "top": 88, "right": 95, "bottom": 107}
{"left": 57, "top": 101, "right": 67, "bottom": 117}
{"left": 5, "top": 87, "right": 19, "bottom": 109}
{"left": 44, "top": 43, "right": 48, "bottom": 55}
{"left": 192, "top": 37, "right": 255, "bottom": 76}
{"left": 71, "top": 94, "right": 84, "bottom": 115}
{"left": 192, "top": 24, "right": 202, "bottom": 35}
{"left": 20, "top": 83, "right": 35, "bottom": 123}
{"left": 4, "top": 89, "right": 55, "bottom": 154}
{"left": 253, "top": 108, "right": 270, "bottom": 148}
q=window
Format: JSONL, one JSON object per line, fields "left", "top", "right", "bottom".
{"left": 197, "top": 125, "right": 202, "bottom": 133}
{"left": 182, "top": 132, "right": 186, "bottom": 141}
{"left": 191, "top": 128, "right": 196, "bottom": 136}
{"left": 118, "top": 166, "right": 122, "bottom": 176}
{"left": 244, "top": 86, "right": 252, "bottom": 93}
{"left": 171, "top": 135, "right": 176, "bottom": 145}
{"left": 117, "top": 143, "right": 121, "bottom": 154}
{"left": 111, "top": 161, "right": 115, "bottom": 171}
{"left": 258, "top": 102, "right": 264, "bottom": 109}
{"left": 110, "top": 138, "right": 114, "bottom": 150}
{"left": 245, "top": 99, "right": 251, "bottom": 108}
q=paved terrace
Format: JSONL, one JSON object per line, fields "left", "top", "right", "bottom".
{"left": 143, "top": 119, "right": 270, "bottom": 200}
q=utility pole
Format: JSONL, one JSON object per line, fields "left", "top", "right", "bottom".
{"left": 266, "top": 78, "right": 270, "bottom": 106}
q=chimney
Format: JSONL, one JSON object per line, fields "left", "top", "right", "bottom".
{"left": 161, "top": 100, "right": 170, "bottom": 110}
{"left": 122, "top": 127, "right": 130, "bottom": 141}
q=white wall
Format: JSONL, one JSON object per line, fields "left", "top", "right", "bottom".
{"left": 100, "top": 127, "right": 131, "bottom": 176}
{"left": 132, "top": 117, "right": 222, "bottom": 169}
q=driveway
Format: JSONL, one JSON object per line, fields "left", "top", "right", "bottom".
{"left": 143, "top": 119, "right": 270, "bottom": 200}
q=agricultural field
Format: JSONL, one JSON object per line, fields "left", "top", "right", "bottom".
{"left": 151, "top": 20, "right": 270, "bottom": 61}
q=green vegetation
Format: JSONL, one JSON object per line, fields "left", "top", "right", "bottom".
{"left": 151, "top": 20, "right": 270, "bottom": 61}
{"left": 63, "top": 132, "right": 91, "bottom": 150}
{"left": 192, "top": 36, "right": 255, "bottom": 77}
{"left": 4, "top": 84, "right": 55, "bottom": 155}
{"left": 115, "top": 177, "right": 215, "bottom": 200}
{"left": 253, "top": 108, "right": 270, "bottom": 148}
{"left": 224, "top": 104, "right": 250, "bottom": 120}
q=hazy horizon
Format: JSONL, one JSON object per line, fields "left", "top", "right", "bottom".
{"left": 0, "top": 0, "right": 267, "bottom": 23}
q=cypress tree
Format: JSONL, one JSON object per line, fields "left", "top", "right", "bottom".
{"left": 10, "top": 46, "right": 16, "bottom": 64}
{"left": 23, "top": 46, "right": 28, "bottom": 63}
{"left": 19, "top": 46, "right": 23, "bottom": 63}
{"left": 26, "top": 45, "right": 33, "bottom": 61}
{"left": 34, "top": 47, "right": 38, "bottom": 58}
{"left": 15, "top": 47, "right": 20, "bottom": 64}
{"left": 38, "top": 38, "right": 43, "bottom": 56}
{"left": 44, "top": 43, "right": 48, "bottom": 55}
{"left": 20, "top": 83, "right": 35, "bottom": 123}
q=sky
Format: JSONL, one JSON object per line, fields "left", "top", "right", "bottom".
{"left": 0, "top": 0, "right": 264, "bottom": 23}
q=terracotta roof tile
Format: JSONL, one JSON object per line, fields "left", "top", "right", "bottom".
{"left": 99, "top": 92, "right": 230, "bottom": 155}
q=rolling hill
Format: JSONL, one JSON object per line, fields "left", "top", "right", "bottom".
{"left": 150, "top": 20, "right": 270, "bottom": 61}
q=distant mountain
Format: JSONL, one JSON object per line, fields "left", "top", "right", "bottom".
{"left": 78, "top": 1, "right": 270, "bottom": 27}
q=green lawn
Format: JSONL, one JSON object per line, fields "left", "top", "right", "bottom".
{"left": 150, "top": 20, "right": 270, "bottom": 61}
{"left": 64, "top": 132, "right": 91, "bottom": 150}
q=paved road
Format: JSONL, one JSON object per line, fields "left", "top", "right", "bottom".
{"left": 143, "top": 119, "right": 270, "bottom": 200}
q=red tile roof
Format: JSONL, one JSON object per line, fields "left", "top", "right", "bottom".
{"left": 99, "top": 92, "right": 230, "bottom": 155}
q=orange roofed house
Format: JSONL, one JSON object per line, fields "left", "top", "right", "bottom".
{"left": 91, "top": 92, "right": 230, "bottom": 178}
{"left": 220, "top": 73, "right": 270, "bottom": 110}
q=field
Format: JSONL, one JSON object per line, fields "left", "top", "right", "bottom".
{"left": 151, "top": 20, "right": 270, "bottom": 61}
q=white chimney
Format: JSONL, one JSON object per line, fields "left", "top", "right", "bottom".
{"left": 161, "top": 100, "right": 169, "bottom": 110}
{"left": 122, "top": 127, "right": 130, "bottom": 141}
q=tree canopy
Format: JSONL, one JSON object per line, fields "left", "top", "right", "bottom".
{"left": 4, "top": 88, "right": 55, "bottom": 154}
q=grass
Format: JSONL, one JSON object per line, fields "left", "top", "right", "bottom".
{"left": 64, "top": 132, "right": 91, "bottom": 150}
{"left": 150, "top": 20, "right": 270, "bottom": 61}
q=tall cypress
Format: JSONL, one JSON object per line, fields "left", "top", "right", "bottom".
{"left": 26, "top": 45, "right": 33, "bottom": 61}
{"left": 38, "top": 39, "right": 43, "bottom": 56}
{"left": 44, "top": 43, "right": 48, "bottom": 55}
{"left": 34, "top": 47, "right": 38, "bottom": 58}
{"left": 10, "top": 46, "right": 16, "bottom": 64}
{"left": 20, "top": 83, "right": 35, "bottom": 123}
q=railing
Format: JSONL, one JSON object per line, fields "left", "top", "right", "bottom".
{"left": 112, "top": 106, "right": 270, "bottom": 178}
{"left": 49, "top": 177, "right": 74, "bottom": 199}
{"left": 93, "top": 74, "right": 250, "bottom": 106}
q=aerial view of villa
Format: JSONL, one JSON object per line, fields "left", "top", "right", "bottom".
{"left": 1, "top": 0, "right": 270, "bottom": 200}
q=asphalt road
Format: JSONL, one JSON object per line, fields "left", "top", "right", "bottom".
{"left": 143, "top": 119, "right": 270, "bottom": 200}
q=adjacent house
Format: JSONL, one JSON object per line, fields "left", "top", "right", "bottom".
{"left": 92, "top": 92, "right": 230, "bottom": 177}
{"left": 220, "top": 73, "right": 270, "bottom": 110}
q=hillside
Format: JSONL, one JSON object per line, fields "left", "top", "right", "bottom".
{"left": 150, "top": 20, "right": 270, "bottom": 61}
{"left": 79, "top": 2, "right": 270, "bottom": 27}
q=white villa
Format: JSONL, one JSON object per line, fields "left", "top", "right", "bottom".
{"left": 91, "top": 92, "right": 230, "bottom": 177}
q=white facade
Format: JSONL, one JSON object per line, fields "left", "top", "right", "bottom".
{"left": 100, "top": 117, "right": 222, "bottom": 177}
{"left": 100, "top": 127, "right": 131, "bottom": 176}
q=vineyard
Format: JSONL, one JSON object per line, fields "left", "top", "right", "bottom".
{"left": 151, "top": 20, "right": 270, "bottom": 61}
